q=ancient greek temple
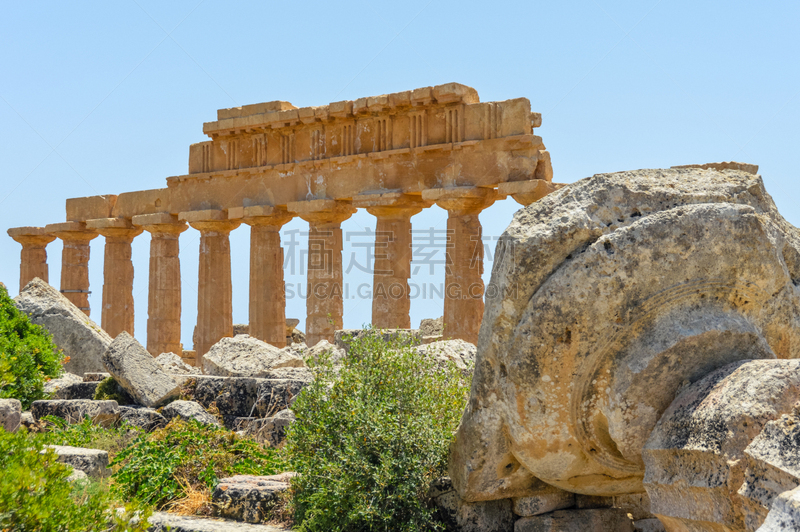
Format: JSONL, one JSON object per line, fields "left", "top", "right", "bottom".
{"left": 7, "top": 83, "right": 556, "bottom": 363}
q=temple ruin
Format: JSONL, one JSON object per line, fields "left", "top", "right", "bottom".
{"left": 7, "top": 83, "right": 557, "bottom": 362}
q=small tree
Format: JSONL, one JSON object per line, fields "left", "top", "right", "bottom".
{"left": 285, "top": 330, "right": 472, "bottom": 532}
{"left": 0, "top": 284, "right": 63, "bottom": 408}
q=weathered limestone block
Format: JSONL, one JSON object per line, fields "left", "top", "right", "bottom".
{"left": 420, "top": 316, "right": 444, "bottom": 337}
{"left": 643, "top": 360, "right": 800, "bottom": 531}
{"left": 235, "top": 409, "right": 296, "bottom": 446}
{"left": 0, "top": 398, "right": 21, "bottom": 432}
{"left": 53, "top": 381, "right": 100, "bottom": 400}
{"left": 429, "top": 477, "right": 516, "bottom": 532}
{"left": 738, "top": 411, "right": 800, "bottom": 530}
{"left": 191, "top": 376, "right": 260, "bottom": 418}
{"left": 155, "top": 352, "right": 200, "bottom": 375}
{"left": 613, "top": 492, "right": 656, "bottom": 521}
{"left": 14, "top": 278, "right": 113, "bottom": 375}
{"left": 514, "top": 509, "right": 634, "bottom": 532}
{"left": 757, "top": 485, "right": 800, "bottom": 531}
{"left": 31, "top": 399, "right": 119, "bottom": 427}
{"left": 20, "top": 411, "right": 36, "bottom": 430}
{"left": 44, "top": 372, "right": 82, "bottom": 394}
{"left": 414, "top": 339, "right": 476, "bottom": 374}
{"left": 450, "top": 167, "right": 800, "bottom": 501}
{"left": 67, "top": 468, "right": 88, "bottom": 483}
{"left": 633, "top": 519, "right": 666, "bottom": 532}
{"left": 212, "top": 474, "right": 291, "bottom": 523}
{"left": 302, "top": 339, "right": 345, "bottom": 365}
{"left": 48, "top": 445, "right": 110, "bottom": 478}
{"left": 203, "top": 335, "right": 305, "bottom": 378}
{"left": 102, "top": 332, "right": 180, "bottom": 408}
{"left": 119, "top": 405, "right": 168, "bottom": 432}
{"left": 147, "top": 512, "right": 288, "bottom": 531}
{"left": 83, "top": 372, "right": 110, "bottom": 382}
{"left": 511, "top": 480, "right": 575, "bottom": 516}
{"left": 161, "top": 400, "right": 220, "bottom": 427}
{"left": 254, "top": 379, "right": 307, "bottom": 417}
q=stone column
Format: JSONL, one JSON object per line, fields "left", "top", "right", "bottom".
{"left": 423, "top": 188, "right": 498, "bottom": 344}
{"left": 353, "top": 193, "right": 429, "bottom": 329}
{"left": 234, "top": 206, "right": 293, "bottom": 348}
{"left": 288, "top": 199, "right": 356, "bottom": 346}
{"left": 180, "top": 210, "right": 241, "bottom": 358}
{"left": 7, "top": 227, "right": 56, "bottom": 292}
{"left": 132, "top": 213, "right": 187, "bottom": 357}
{"left": 45, "top": 222, "right": 99, "bottom": 316}
{"left": 86, "top": 218, "right": 143, "bottom": 338}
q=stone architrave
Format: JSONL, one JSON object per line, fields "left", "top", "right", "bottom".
{"left": 353, "top": 192, "right": 429, "bottom": 329}
{"left": 230, "top": 205, "right": 293, "bottom": 348}
{"left": 86, "top": 217, "right": 142, "bottom": 338}
{"left": 45, "top": 221, "right": 99, "bottom": 316}
{"left": 288, "top": 199, "right": 356, "bottom": 346}
{"left": 132, "top": 213, "right": 188, "bottom": 357}
{"left": 7, "top": 227, "right": 56, "bottom": 292}
{"left": 422, "top": 187, "right": 498, "bottom": 345}
{"left": 180, "top": 210, "right": 241, "bottom": 357}
{"left": 448, "top": 167, "right": 800, "bottom": 502}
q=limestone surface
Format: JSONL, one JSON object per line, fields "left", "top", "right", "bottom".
{"left": 413, "top": 339, "right": 476, "bottom": 374}
{"left": 53, "top": 381, "right": 99, "bottom": 400}
{"left": 511, "top": 480, "right": 575, "bottom": 517}
{"left": 147, "top": 512, "right": 288, "bottom": 531}
{"left": 14, "top": 278, "right": 112, "bottom": 375}
{"left": 0, "top": 398, "right": 21, "bottom": 432}
{"left": 44, "top": 372, "right": 82, "bottom": 394}
{"left": 450, "top": 167, "right": 800, "bottom": 501}
{"left": 643, "top": 360, "right": 800, "bottom": 531}
{"left": 161, "top": 400, "right": 220, "bottom": 426}
{"left": 155, "top": 352, "right": 200, "bottom": 375}
{"left": 757, "top": 485, "right": 800, "bottom": 531}
{"left": 102, "top": 332, "right": 180, "bottom": 408}
{"left": 211, "top": 474, "right": 291, "bottom": 523}
{"left": 301, "top": 339, "right": 346, "bottom": 365}
{"left": 429, "top": 477, "right": 515, "bottom": 532}
{"left": 237, "top": 409, "right": 296, "bottom": 447}
{"left": 119, "top": 405, "right": 168, "bottom": 432}
{"left": 203, "top": 335, "right": 305, "bottom": 378}
{"left": 31, "top": 399, "right": 119, "bottom": 427}
{"left": 48, "top": 445, "right": 110, "bottom": 478}
{"left": 514, "top": 509, "right": 634, "bottom": 532}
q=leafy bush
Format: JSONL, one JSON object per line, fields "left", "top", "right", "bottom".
{"left": 40, "top": 415, "right": 143, "bottom": 460}
{"left": 112, "top": 419, "right": 288, "bottom": 509}
{"left": 94, "top": 376, "right": 134, "bottom": 405}
{"left": 0, "top": 427, "right": 148, "bottom": 531}
{"left": 0, "top": 284, "right": 63, "bottom": 408}
{"left": 284, "top": 329, "right": 472, "bottom": 532}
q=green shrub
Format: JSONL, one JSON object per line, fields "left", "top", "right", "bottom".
{"left": 0, "top": 284, "right": 63, "bottom": 409}
{"left": 112, "top": 419, "right": 288, "bottom": 508}
{"left": 40, "top": 415, "right": 144, "bottom": 461}
{"left": 0, "top": 427, "right": 149, "bottom": 531}
{"left": 284, "top": 329, "right": 472, "bottom": 532}
{"left": 94, "top": 376, "right": 134, "bottom": 405}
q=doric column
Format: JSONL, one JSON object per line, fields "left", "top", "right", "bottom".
{"left": 288, "top": 199, "right": 356, "bottom": 346}
{"left": 422, "top": 187, "right": 498, "bottom": 344}
{"left": 45, "top": 222, "right": 99, "bottom": 316}
{"left": 353, "top": 193, "right": 430, "bottom": 329}
{"left": 7, "top": 227, "right": 56, "bottom": 292}
{"left": 86, "top": 218, "right": 143, "bottom": 338}
{"left": 132, "top": 213, "right": 187, "bottom": 357}
{"left": 231, "top": 206, "right": 293, "bottom": 348}
{"left": 180, "top": 210, "right": 241, "bottom": 358}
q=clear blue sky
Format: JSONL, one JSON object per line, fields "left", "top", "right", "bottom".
{"left": 1, "top": 1, "right": 798, "bottom": 349}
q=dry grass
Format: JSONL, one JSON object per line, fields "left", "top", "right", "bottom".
{"left": 266, "top": 487, "right": 295, "bottom": 527}
{"left": 164, "top": 477, "right": 213, "bottom": 516}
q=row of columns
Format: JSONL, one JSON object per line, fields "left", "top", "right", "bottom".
{"left": 8, "top": 188, "right": 500, "bottom": 360}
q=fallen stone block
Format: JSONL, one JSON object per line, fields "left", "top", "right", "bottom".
{"left": 66, "top": 467, "right": 88, "bottom": 483}
{"left": 613, "top": 492, "right": 656, "bottom": 521}
{"left": 162, "top": 400, "right": 219, "bottom": 426}
{"left": 14, "top": 278, "right": 112, "bottom": 375}
{"left": 413, "top": 339, "right": 476, "bottom": 374}
{"left": 739, "top": 411, "right": 800, "bottom": 530}
{"left": 419, "top": 316, "right": 444, "bottom": 337}
{"left": 44, "top": 372, "right": 82, "bottom": 394}
{"left": 102, "top": 332, "right": 180, "bottom": 408}
{"left": 632, "top": 518, "right": 666, "bottom": 532}
{"left": 48, "top": 444, "right": 110, "bottom": 478}
{"left": 147, "top": 512, "right": 289, "bottom": 531}
{"left": 31, "top": 399, "right": 119, "bottom": 427}
{"left": 203, "top": 335, "right": 304, "bottom": 378}
{"left": 514, "top": 508, "right": 634, "bottom": 532}
{"left": 119, "top": 405, "right": 167, "bottom": 432}
{"left": 0, "top": 398, "right": 21, "bottom": 432}
{"left": 511, "top": 480, "right": 575, "bottom": 517}
{"left": 757, "top": 485, "right": 800, "bottom": 531}
{"left": 643, "top": 360, "right": 800, "bottom": 531}
{"left": 212, "top": 474, "right": 291, "bottom": 523}
{"left": 155, "top": 352, "right": 200, "bottom": 375}
{"left": 192, "top": 376, "right": 261, "bottom": 418}
{"left": 430, "top": 477, "right": 515, "bottom": 532}
{"left": 53, "top": 381, "right": 99, "bottom": 400}
{"left": 254, "top": 379, "right": 307, "bottom": 417}
{"left": 302, "top": 340, "right": 345, "bottom": 365}
{"left": 20, "top": 411, "right": 36, "bottom": 430}
{"left": 235, "top": 409, "right": 295, "bottom": 446}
